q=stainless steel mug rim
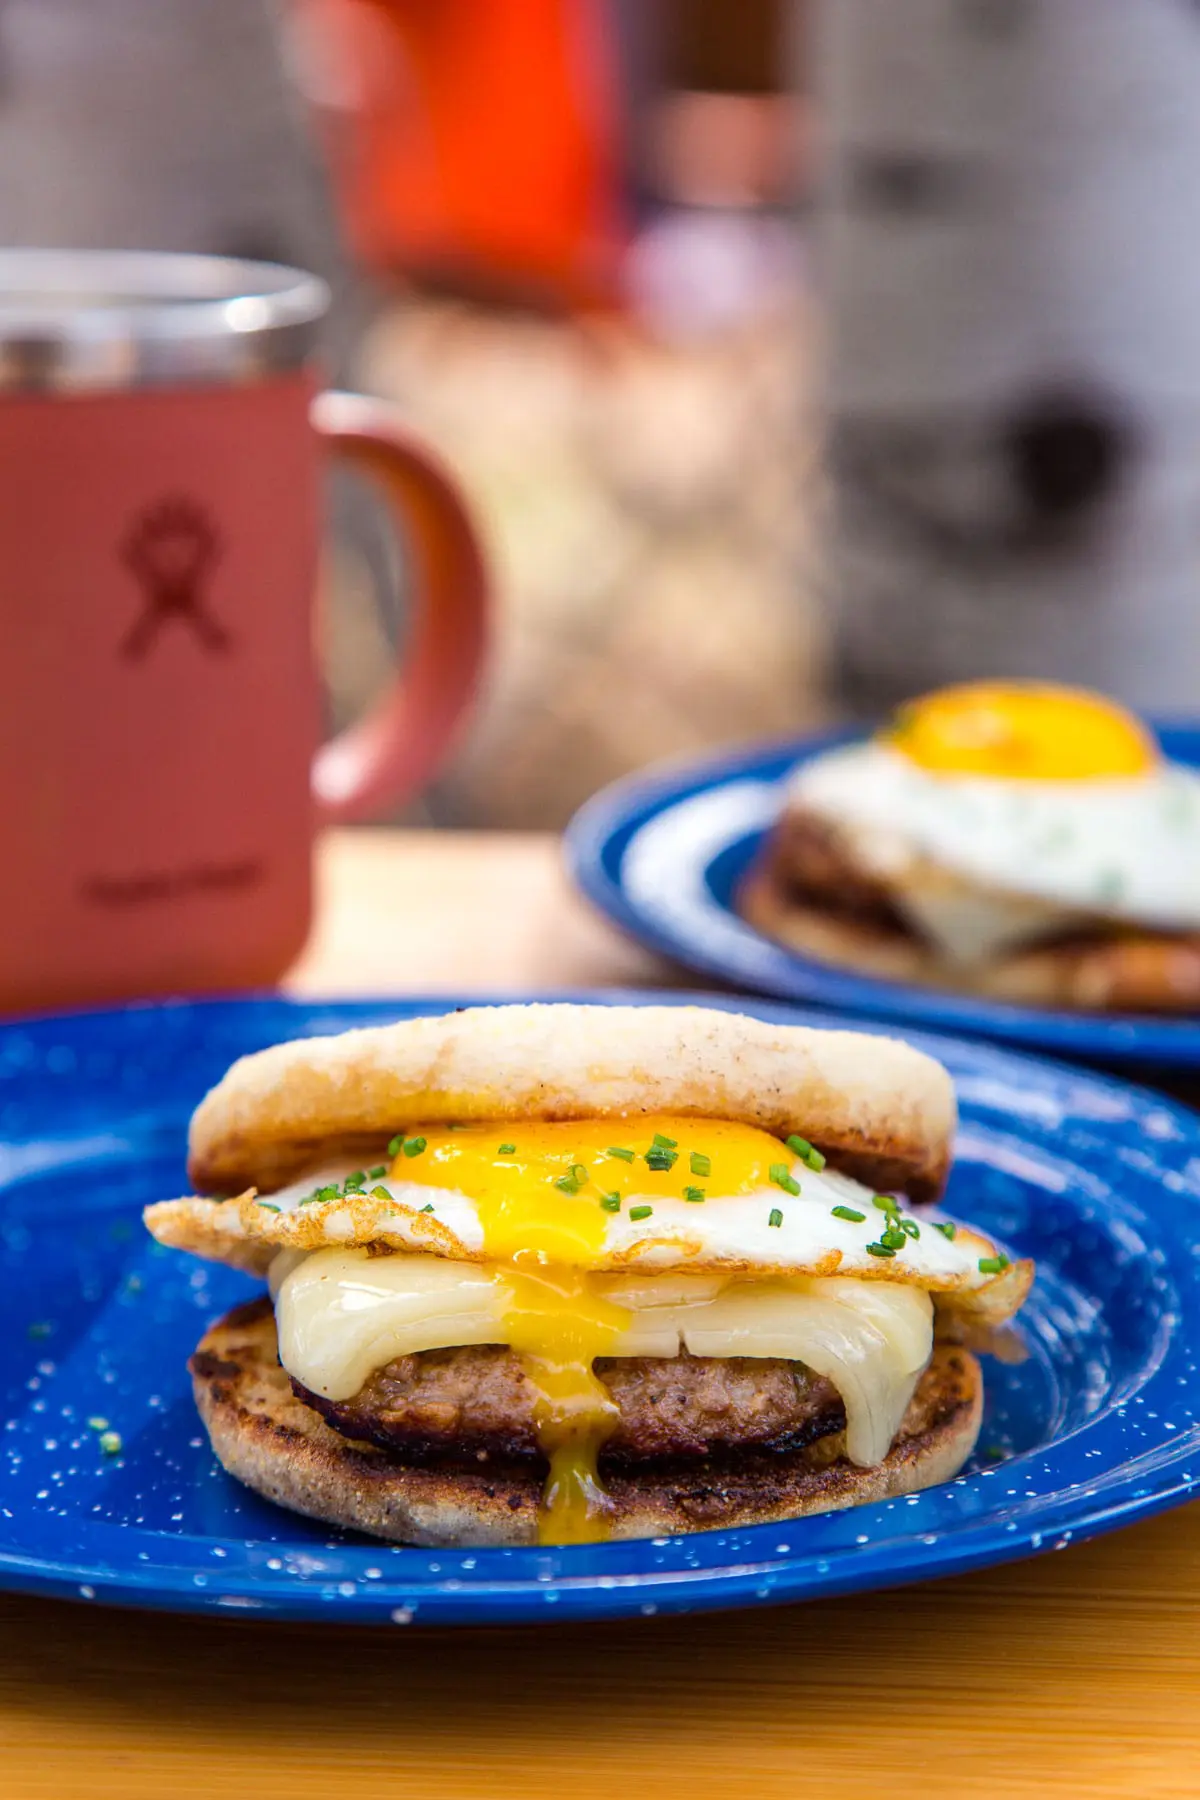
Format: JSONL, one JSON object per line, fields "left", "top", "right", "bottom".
{"left": 0, "top": 250, "right": 331, "bottom": 394}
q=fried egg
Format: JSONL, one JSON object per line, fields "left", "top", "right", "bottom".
{"left": 788, "top": 683, "right": 1200, "bottom": 960}
{"left": 193, "top": 1115, "right": 1004, "bottom": 1289}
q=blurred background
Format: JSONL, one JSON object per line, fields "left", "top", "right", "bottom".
{"left": 8, "top": 0, "right": 1200, "bottom": 846}
{"left": 0, "top": 0, "right": 819, "bottom": 829}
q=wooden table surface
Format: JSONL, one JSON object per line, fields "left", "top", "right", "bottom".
{"left": 5, "top": 830, "right": 1200, "bottom": 1799}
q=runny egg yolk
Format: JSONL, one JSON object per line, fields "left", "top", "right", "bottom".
{"left": 388, "top": 1116, "right": 803, "bottom": 1543}
{"left": 887, "top": 682, "right": 1158, "bottom": 781}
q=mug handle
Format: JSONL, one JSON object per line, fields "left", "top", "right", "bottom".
{"left": 310, "top": 389, "right": 489, "bottom": 823}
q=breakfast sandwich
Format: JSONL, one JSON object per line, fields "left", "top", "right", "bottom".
{"left": 741, "top": 683, "right": 1200, "bottom": 1012}
{"left": 144, "top": 1003, "right": 1032, "bottom": 1547}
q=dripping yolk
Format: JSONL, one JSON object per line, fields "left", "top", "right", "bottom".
{"left": 388, "top": 1116, "right": 802, "bottom": 1543}
{"left": 500, "top": 1265, "right": 630, "bottom": 1545}
{"left": 886, "top": 682, "right": 1158, "bottom": 781}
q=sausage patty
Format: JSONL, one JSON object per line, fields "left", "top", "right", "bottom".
{"left": 293, "top": 1345, "right": 846, "bottom": 1466}
{"left": 761, "top": 809, "right": 917, "bottom": 938}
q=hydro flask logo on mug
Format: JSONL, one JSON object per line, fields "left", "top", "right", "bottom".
{"left": 120, "top": 496, "right": 229, "bottom": 661}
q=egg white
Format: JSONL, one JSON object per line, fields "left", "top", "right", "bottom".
{"left": 789, "top": 742, "right": 1200, "bottom": 937}
{"left": 250, "top": 1156, "right": 997, "bottom": 1288}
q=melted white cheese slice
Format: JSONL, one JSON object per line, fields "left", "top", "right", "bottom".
{"left": 273, "top": 1248, "right": 934, "bottom": 1468}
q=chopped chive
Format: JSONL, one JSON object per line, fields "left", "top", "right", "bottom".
{"left": 652, "top": 1133, "right": 678, "bottom": 1150}
{"left": 342, "top": 1180, "right": 365, "bottom": 1196}
{"left": 346, "top": 1170, "right": 366, "bottom": 1186}
{"left": 256, "top": 1201, "right": 282, "bottom": 1212}
{"left": 387, "top": 1135, "right": 406, "bottom": 1157}
{"left": 934, "top": 1220, "right": 957, "bottom": 1241}
{"left": 371, "top": 1186, "right": 391, "bottom": 1202}
{"left": 881, "top": 1226, "right": 907, "bottom": 1251}
{"left": 607, "top": 1146, "right": 635, "bottom": 1163}
{"left": 689, "top": 1151, "right": 711, "bottom": 1178}
{"left": 900, "top": 1217, "right": 921, "bottom": 1240}
{"left": 570, "top": 1164, "right": 588, "bottom": 1183}
{"left": 87, "top": 1416, "right": 109, "bottom": 1432}
{"left": 369, "top": 1165, "right": 388, "bottom": 1179}
{"left": 978, "top": 1255, "right": 1008, "bottom": 1275}
{"left": 497, "top": 1143, "right": 516, "bottom": 1156}
{"left": 316, "top": 1184, "right": 341, "bottom": 1202}
{"left": 419, "top": 1203, "right": 435, "bottom": 1214}
{"left": 769, "top": 1163, "right": 801, "bottom": 1197}
{"left": 866, "top": 1242, "right": 897, "bottom": 1258}
{"left": 554, "top": 1174, "right": 583, "bottom": 1195}
{"left": 644, "top": 1147, "right": 677, "bottom": 1172}
{"left": 98, "top": 1431, "right": 123, "bottom": 1456}
{"left": 683, "top": 1186, "right": 706, "bottom": 1203}
{"left": 600, "top": 1193, "right": 621, "bottom": 1213}
{"left": 768, "top": 1207, "right": 784, "bottom": 1229}
{"left": 872, "top": 1194, "right": 900, "bottom": 1215}
{"left": 786, "top": 1135, "right": 827, "bottom": 1171}
{"left": 629, "top": 1204, "right": 653, "bottom": 1222}
{"left": 402, "top": 1137, "right": 427, "bottom": 1158}
{"left": 832, "top": 1205, "right": 866, "bottom": 1223}
{"left": 298, "top": 1191, "right": 323, "bottom": 1206}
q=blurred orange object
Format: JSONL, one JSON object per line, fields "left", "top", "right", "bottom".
{"left": 301, "top": 0, "right": 625, "bottom": 306}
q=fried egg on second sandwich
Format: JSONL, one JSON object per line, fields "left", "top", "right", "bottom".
{"left": 772, "top": 683, "right": 1200, "bottom": 967}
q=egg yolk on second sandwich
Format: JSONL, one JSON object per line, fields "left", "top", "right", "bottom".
{"left": 387, "top": 1116, "right": 814, "bottom": 1541}
{"left": 887, "top": 682, "right": 1157, "bottom": 782}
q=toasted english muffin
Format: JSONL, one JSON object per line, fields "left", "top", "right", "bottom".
{"left": 187, "top": 1003, "right": 958, "bottom": 1199}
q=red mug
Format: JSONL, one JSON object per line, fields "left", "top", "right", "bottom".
{"left": 0, "top": 251, "right": 488, "bottom": 1013}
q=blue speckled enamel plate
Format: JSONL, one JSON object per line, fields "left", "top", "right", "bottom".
{"left": 3, "top": 992, "right": 1200, "bottom": 1626}
{"left": 565, "top": 726, "right": 1200, "bottom": 1068}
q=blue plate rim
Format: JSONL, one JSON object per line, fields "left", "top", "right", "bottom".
{"left": 3, "top": 989, "right": 1200, "bottom": 1626}
{"left": 563, "top": 728, "right": 1200, "bottom": 1068}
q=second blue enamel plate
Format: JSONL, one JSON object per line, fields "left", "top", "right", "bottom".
{"left": 565, "top": 726, "right": 1200, "bottom": 1069}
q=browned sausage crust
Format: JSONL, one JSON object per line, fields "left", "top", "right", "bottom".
{"left": 292, "top": 1346, "right": 845, "bottom": 1466}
